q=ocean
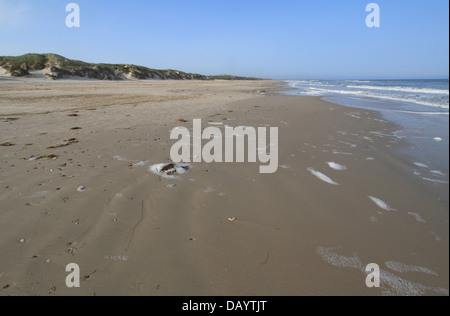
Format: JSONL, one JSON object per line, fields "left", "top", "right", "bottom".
{"left": 282, "top": 79, "right": 449, "bottom": 184}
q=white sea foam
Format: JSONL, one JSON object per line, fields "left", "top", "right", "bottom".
{"left": 370, "top": 131, "right": 398, "bottom": 138}
{"left": 332, "top": 150, "right": 353, "bottom": 156}
{"left": 338, "top": 141, "right": 357, "bottom": 148}
{"left": 113, "top": 155, "right": 130, "bottom": 162}
{"left": 347, "top": 85, "right": 449, "bottom": 95}
{"left": 379, "top": 270, "right": 448, "bottom": 296}
{"left": 316, "top": 247, "right": 363, "bottom": 270}
{"left": 360, "top": 86, "right": 447, "bottom": 95}
{"left": 285, "top": 80, "right": 449, "bottom": 109}
{"left": 414, "top": 162, "right": 429, "bottom": 168}
{"left": 304, "top": 143, "right": 317, "bottom": 149}
{"left": 407, "top": 212, "right": 426, "bottom": 223}
{"left": 317, "top": 247, "right": 449, "bottom": 296}
{"left": 149, "top": 163, "right": 190, "bottom": 179}
{"left": 429, "top": 231, "right": 442, "bottom": 241}
{"left": 422, "top": 177, "right": 449, "bottom": 184}
{"left": 105, "top": 255, "right": 129, "bottom": 262}
{"left": 368, "top": 196, "right": 396, "bottom": 211}
{"left": 326, "top": 162, "right": 347, "bottom": 171}
{"left": 307, "top": 168, "right": 339, "bottom": 185}
{"left": 385, "top": 261, "right": 438, "bottom": 276}
{"left": 134, "top": 161, "right": 149, "bottom": 167}
{"left": 392, "top": 110, "right": 449, "bottom": 116}
{"left": 430, "top": 170, "right": 446, "bottom": 177}
{"left": 327, "top": 87, "right": 444, "bottom": 107}
{"left": 77, "top": 186, "right": 86, "bottom": 192}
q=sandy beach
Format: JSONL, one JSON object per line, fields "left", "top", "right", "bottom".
{"left": 0, "top": 78, "right": 448, "bottom": 296}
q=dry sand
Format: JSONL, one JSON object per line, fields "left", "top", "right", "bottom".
{"left": 0, "top": 79, "right": 448, "bottom": 296}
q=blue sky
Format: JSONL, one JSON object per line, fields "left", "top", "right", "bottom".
{"left": 0, "top": 0, "right": 448, "bottom": 79}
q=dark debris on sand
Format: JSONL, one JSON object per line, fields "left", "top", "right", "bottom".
{"left": 36, "top": 154, "right": 58, "bottom": 160}
{"left": 47, "top": 138, "right": 79, "bottom": 149}
{"left": 3, "top": 118, "right": 19, "bottom": 122}
{"left": 0, "top": 142, "right": 15, "bottom": 147}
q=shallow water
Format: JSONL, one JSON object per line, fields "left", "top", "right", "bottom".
{"left": 282, "top": 79, "right": 449, "bottom": 182}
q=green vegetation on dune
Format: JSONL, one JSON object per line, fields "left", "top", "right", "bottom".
{"left": 0, "top": 54, "right": 260, "bottom": 81}
{"left": 0, "top": 53, "right": 48, "bottom": 76}
{"left": 209, "top": 74, "right": 260, "bottom": 80}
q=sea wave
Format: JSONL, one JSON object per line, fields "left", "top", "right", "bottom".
{"left": 347, "top": 85, "right": 449, "bottom": 95}
{"left": 284, "top": 81, "right": 449, "bottom": 109}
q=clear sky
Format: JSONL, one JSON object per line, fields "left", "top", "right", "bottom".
{"left": 0, "top": 0, "right": 448, "bottom": 79}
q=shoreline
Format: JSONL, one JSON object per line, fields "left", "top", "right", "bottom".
{"left": 274, "top": 81, "right": 449, "bottom": 200}
{"left": 0, "top": 79, "right": 448, "bottom": 296}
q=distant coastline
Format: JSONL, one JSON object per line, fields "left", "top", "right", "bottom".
{"left": 0, "top": 53, "right": 260, "bottom": 81}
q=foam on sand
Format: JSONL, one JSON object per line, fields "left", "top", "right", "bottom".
{"left": 338, "top": 141, "right": 357, "bottom": 148}
{"left": 407, "top": 212, "right": 426, "bottom": 223}
{"left": 430, "top": 170, "right": 446, "bottom": 176}
{"left": 307, "top": 168, "right": 339, "bottom": 185}
{"left": 204, "top": 187, "right": 215, "bottom": 193}
{"left": 77, "top": 186, "right": 87, "bottom": 192}
{"left": 332, "top": 150, "right": 353, "bottom": 156}
{"left": 149, "top": 163, "right": 190, "bottom": 179}
{"left": 385, "top": 261, "right": 438, "bottom": 276}
{"left": 114, "top": 156, "right": 149, "bottom": 167}
{"left": 316, "top": 247, "right": 363, "bottom": 269}
{"left": 368, "top": 196, "right": 396, "bottom": 211}
{"left": 326, "top": 162, "right": 347, "bottom": 171}
{"left": 134, "top": 161, "right": 149, "bottom": 167}
{"left": 113, "top": 155, "right": 130, "bottom": 162}
{"left": 429, "top": 231, "right": 442, "bottom": 241}
{"left": 414, "top": 162, "right": 429, "bottom": 168}
{"left": 422, "top": 177, "right": 449, "bottom": 184}
{"left": 317, "top": 247, "right": 449, "bottom": 296}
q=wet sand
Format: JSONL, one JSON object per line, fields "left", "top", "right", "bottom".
{"left": 0, "top": 79, "right": 448, "bottom": 296}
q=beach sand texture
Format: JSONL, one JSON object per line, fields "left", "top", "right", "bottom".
{"left": 0, "top": 79, "right": 448, "bottom": 296}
